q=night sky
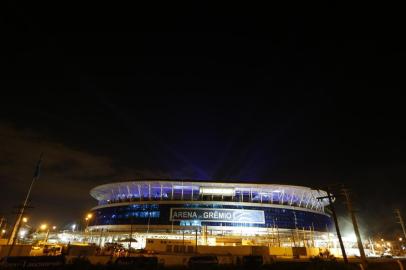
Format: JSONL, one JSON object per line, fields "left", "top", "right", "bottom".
{"left": 1, "top": 3, "right": 405, "bottom": 238}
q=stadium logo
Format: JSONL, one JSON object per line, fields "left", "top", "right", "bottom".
{"left": 170, "top": 208, "right": 265, "bottom": 224}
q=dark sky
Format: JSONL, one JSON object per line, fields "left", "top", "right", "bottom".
{"left": 1, "top": 3, "right": 405, "bottom": 238}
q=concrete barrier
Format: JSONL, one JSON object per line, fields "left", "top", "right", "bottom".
{"left": 269, "top": 247, "right": 293, "bottom": 257}
{"left": 0, "top": 245, "right": 32, "bottom": 258}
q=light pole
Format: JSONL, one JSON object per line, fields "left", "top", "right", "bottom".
{"left": 17, "top": 217, "right": 28, "bottom": 244}
{"left": 49, "top": 226, "right": 57, "bottom": 242}
{"left": 85, "top": 213, "right": 93, "bottom": 229}
{"left": 395, "top": 209, "right": 406, "bottom": 240}
{"left": 0, "top": 217, "right": 5, "bottom": 231}
{"left": 85, "top": 214, "right": 93, "bottom": 243}
{"left": 40, "top": 224, "right": 55, "bottom": 243}
{"left": 40, "top": 224, "right": 49, "bottom": 243}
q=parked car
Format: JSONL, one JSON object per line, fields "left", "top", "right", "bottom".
{"left": 381, "top": 253, "right": 393, "bottom": 259}
{"left": 188, "top": 255, "right": 218, "bottom": 268}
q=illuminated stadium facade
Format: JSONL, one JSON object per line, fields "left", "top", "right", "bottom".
{"left": 87, "top": 180, "right": 334, "bottom": 249}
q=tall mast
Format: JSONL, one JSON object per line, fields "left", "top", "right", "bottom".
{"left": 7, "top": 153, "right": 43, "bottom": 256}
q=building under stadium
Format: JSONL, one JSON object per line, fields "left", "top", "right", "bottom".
{"left": 87, "top": 180, "right": 334, "bottom": 249}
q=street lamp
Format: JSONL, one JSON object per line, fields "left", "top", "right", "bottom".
{"left": 39, "top": 224, "right": 56, "bottom": 243}
{"left": 22, "top": 217, "right": 28, "bottom": 223}
{"left": 39, "top": 224, "right": 48, "bottom": 242}
{"left": 85, "top": 214, "right": 93, "bottom": 240}
{"left": 85, "top": 214, "right": 93, "bottom": 229}
{"left": 19, "top": 229, "right": 27, "bottom": 239}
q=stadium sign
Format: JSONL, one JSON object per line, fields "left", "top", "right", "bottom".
{"left": 170, "top": 208, "right": 265, "bottom": 224}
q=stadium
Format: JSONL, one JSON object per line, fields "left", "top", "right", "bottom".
{"left": 87, "top": 180, "right": 334, "bottom": 249}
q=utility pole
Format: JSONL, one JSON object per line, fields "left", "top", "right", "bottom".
{"left": 8, "top": 153, "right": 43, "bottom": 257}
{"left": 342, "top": 188, "right": 367, "bottom": 268}
{"left": 395, "top": 209, "right": 406, "bottom": 239}
{"left": 317, "top": 187, "right": 348, "bottom": 264}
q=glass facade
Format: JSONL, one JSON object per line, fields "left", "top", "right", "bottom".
{"left": 91, "top": 181, "right": 328, "bottom": 214}
{"left": 90, "top": 203, "right": 332, "bottom": 232}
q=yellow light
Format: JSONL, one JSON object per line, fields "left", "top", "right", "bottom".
{"left": 387, "top": 242, "right": 391, "bottom": 246}
{"left": 1, "top": 229, "right": 5, "bottom": 234}
{"left": 85, "top": 217, "right": 89, "bottom": 221}
{"left": 52, "top": 226, "right": 57, "bottom": 230}
{"left": 381, "top": 238, "right": 384, "bottom": 242}
{"left": 399, "top": 237, "right": 403, "bottom": 241}
{"left": 87, "top": 213, "right": 93, "bottom": 219}
{"left": 22, "top": 217, "right": 28, "bottom": 223}
{"left": 40, "top": 224, "right": 47, "bottom": 230}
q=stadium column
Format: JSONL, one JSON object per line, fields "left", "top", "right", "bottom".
{"left": 181, "top": 182, "right": 184, "bottom": 200}
{"left": 195, "top": 228, "right": 198, "bottom": 253}
{"left": 171, "top": 184, "right": 174, "bottom": 200}
{"left": 98, "top": 228, "right": 103, "bottom": 248}
{"left": 148, "top": 183, "right": 151, "bottom": 200}
{"left": 276, "top": 223, "right": 280, "bottom": 247}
